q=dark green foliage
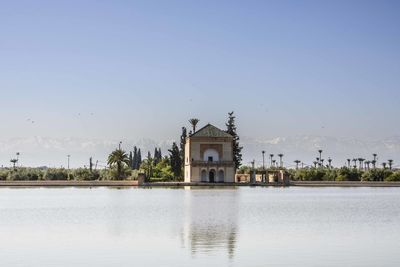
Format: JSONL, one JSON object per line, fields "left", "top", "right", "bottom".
{"left": 154, "top": 148, "right": 158, "bottom": 164}
{"left": 8, "top": 168, "right": 43, "bottom": 181}
{"left": 132, "top": 147, "right": 137, "bottom": 169}
{"left": 0, "top": 169, "right": 8, "bottom": 180}
{"left": 226, "top": 111, "right": 242, "bottom": 170}
{"left": 131, "top": 146, "right": 142, "bottom": 170}
{"left": 153, "top": 147, "right": 162, "bottom": 165}
{"left": 89, "top": 157, "right": 93, "bottom": 172}
{"left": 294, "top": 168, "right": 326, "bottom": 181}
{"left": 140, "top": 157, "right": 153, "bottom": 180}
{"left": 107, "top": 149, "right": 130, "bottom": 179}
{"left": 169, "top": 142, "right": 182, "bottom": 178}
{"left": 361, "top": 169, "right": 392, "bottom": 181}
{"left": 336, "top": 167, "right": 362, "bottom": 181}
{"left": 180, "top": 127, "right": 187, "bottom": 166}
{"left": 73, "top": 168, "right": 100, "bottom": 181}
{"left": 152, "top": 157, "right": 174, "bottom": 181}
{"left": 137, "top": 149, "right": 142, "bottom": 168}
{"left": 129, "top": 151, "right": 133, "bottom": 169}
{"left": 43, "top": 168, "right": 69, "bottom": 180}
{"left": 385, "top": 172, "right": 400, "bottom": 181}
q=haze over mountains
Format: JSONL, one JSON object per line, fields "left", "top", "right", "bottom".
{"left": 1, "top": 136, "right": 399, "bottom": 169}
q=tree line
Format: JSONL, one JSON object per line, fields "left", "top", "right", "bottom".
{"left": 1, "top": 112, "right": 243, "bottom": 182}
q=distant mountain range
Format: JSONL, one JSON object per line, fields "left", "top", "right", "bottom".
{"left": 0, "top": 135, "right": 399, "bottom": 169}
{"left": 240, "top": 135, "right": 400, "bottom": 168}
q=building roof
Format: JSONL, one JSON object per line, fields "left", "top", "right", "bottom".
{"left": 191, "top": 124, "right": 233, "bottom": 138}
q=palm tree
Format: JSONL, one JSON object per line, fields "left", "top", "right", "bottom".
{"left": 107, "top": 149, "right": 130, "bottom": 179}
{"left": 269, "top": 154, "right": 274, "bottom": 167}
{"left": 272, "top": 160, "right": 277, "bottom": 168}
{"left": 313, "top": 161, "right": 318, "bottom": 168}
{"left": 352, "top": 158, "right": 357, "bottom": 168}
{"left": 347, "top": 159, "right": 351, "bottom": 168}
{"left": 371, "top": 160, "right": 377, "bottom": 169}
{"left": 141, "top": 157, "right": 154, "bottom": 179}
{"left": 382, "top": 162, "right": 387, "bottom": 169}
{"left": 262, "top": 151, "right": 266, "bottom": 170}
{"left": 328, "top": 158, "right": 332, "bottom": 168}
{"left": 388, "top": 159, "right": 393, "bottom": 170}
{"left": 365, "top": 161, "right": 370, "bottom": 170}
{"left": 294, "top": 160, "right": 301, "bottom": 169}
{"left": 188, "top": 118, "right": 200, "bottom": 133}
{"left": 358, "top": 158, "right": 364, "bottom": 170}
{"left": 10, "top": 159, "right": 17, "bottom": 170}
{"left": 372, "top": 153, "right": 378, "bottom": 169}
{"left": 318, "top": 150, "right": 323, "bottom": 164}
{"left": 10, "top": 152, "right": 20, "bottom": 170}
{"left": 278, "top": 154, "right": 284, "bottom": 168}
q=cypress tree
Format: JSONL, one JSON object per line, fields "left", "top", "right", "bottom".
{"left": 169, "top": 142, "right": 182, "bottom": 178}
{"left": 154, "top": 147, "right": 159, "bottom": 165}
{"left": 158, "top": 148, "right": 162, "bottom": 161}
{"left": 89, "top": 157, "right": 93, "bottom": 172}
{"left": 226, "top": 111, "right": 243, "bottom": 170}
{"left": 137, "top": 149, "right": 142, "bottom": 169}
{"left": 133, "top": 146, "right": 138, "bottom": 169}
{"left": 129, "top": 151, "right": 133, "bottom": 169}
{"left": 180, "top": 127, "right": 187, "bottom": 165}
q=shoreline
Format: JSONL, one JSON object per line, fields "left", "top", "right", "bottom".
{"left": 0, "top": 180, "right": 400, "bottom": 187}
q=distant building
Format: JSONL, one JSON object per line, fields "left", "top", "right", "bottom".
{"left": 184, "top": 124, "right": 235, "bottom": 183}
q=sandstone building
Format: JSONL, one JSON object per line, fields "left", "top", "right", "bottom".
{"left": 184, "top": 124, "right": 235, "bottom": 183}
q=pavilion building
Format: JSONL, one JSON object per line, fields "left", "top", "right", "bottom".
{"left": 184, "top": 124, "right": 235, "bottom": 183}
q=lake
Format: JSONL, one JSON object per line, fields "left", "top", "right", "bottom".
{"left": 0, "top": 187, "right": 399, "bottom": 266}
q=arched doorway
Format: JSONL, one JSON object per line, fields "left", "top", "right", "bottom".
{"left": 201, "top": 170, "right": 207, "bottom": 182}
{"left": 218, "top": 170, "right": 224, "bottom": 183}
{"left": 209, "top": 170, "right": 215, "bottom": 183}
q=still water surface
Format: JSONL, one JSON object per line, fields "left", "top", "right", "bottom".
{"left": 0, "top": 187, "right": 399, "bottom": 266}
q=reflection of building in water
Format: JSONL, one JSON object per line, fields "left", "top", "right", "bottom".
{"left": 181, "top": 187, "right": 238, "bottom": 258}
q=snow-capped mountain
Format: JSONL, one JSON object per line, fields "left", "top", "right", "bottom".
{"left": 241, "top": 135, "right": 400, "bottom": 168}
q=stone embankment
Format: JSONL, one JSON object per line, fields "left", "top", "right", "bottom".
{"left": 0, "top": 180, "right": 399, "bottom": 187}
{"left": 0, "top": 180, "right": 138, "bottom": 187}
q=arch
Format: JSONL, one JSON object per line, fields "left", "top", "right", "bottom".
{"left": 201, "top": 169, "right": 207, "bottom": 182}
{"left": 218, "top": 170, "right": 224, "bottom": 183}
{"left": 209, "top": 170, "right": 216, "bottom": 183}
{"left": 203, "top": 149, "right": 220, "bottom": 162}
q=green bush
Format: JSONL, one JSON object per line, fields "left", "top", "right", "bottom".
{"left": 0, "top": 169, "right": 10, "bottom": 180}
{"left": 337, "top": 167, "right": 361, "bottom": 181}
{"left": 385, "top": 172, "right": 400, "bottom": 182}
{"left": 9, "top": 168, "right": 42, "bottom": 181}
{"left": 294, "top": 168, "right": 326, "bottom": 181}
{"left": 361, "top": 169, "right": 392, "bottom": 182}
{"left": 72, "top": 168, "right": 100, "bottom": 181}
{"left": 100, "top": 166, "right": 132, "bottom": 180}
{"left": 322, "top": 169, "right": 338, "bottom": 181}
{"left": 43, "top": 168, "right": 69, "bottom": 180}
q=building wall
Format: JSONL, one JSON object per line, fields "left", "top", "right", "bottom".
{"left": 184, "top": 139, "right": 192, "bottom": 183}
{"left": 189, "top": 166, "right": 235, "bottom": 183}
{"left": 189, "top": 139, "right": 233, "bottom": 161}
{"left": 184, "top": 136, "right": 235, "bottom": 183}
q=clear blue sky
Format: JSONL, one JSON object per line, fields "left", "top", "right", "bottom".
{"left": 1, "top": 0, "right": 399, "bottom": 141}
